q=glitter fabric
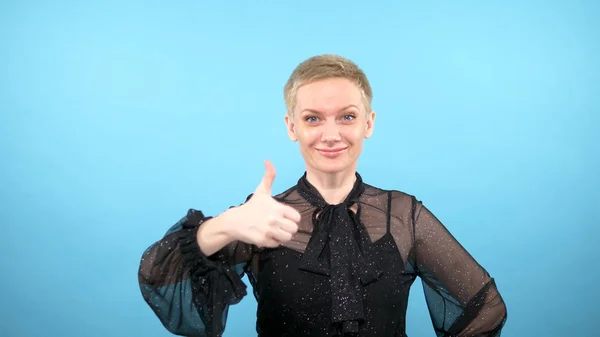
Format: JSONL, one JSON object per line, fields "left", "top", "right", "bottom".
{"left": 294, "top": 172, "right": 382, "bottom": 335}
{"left": 138, "top": 172, "right": 507, "bottom": 337}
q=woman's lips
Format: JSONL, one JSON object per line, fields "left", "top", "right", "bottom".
{"left": 316, "top": 147, "right": 347, "bottom": 158}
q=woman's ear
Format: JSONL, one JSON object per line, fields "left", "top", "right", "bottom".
{"left": 365, "top": 110, "right": 376, "bottom": 139}
{"left": 284, "top": 114, "right": 298, "bottom": 142}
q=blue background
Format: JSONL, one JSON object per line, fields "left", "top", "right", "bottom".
{"left": 1, "top": 1, "right": 598, "bottom": 336}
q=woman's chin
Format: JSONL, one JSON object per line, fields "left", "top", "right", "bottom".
{"left": 311, "top": 159, "right": 355, "bottom": 174}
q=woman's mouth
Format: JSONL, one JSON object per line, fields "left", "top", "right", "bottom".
{"left": 316, "top": 147, "right": 347, "bottom": 158}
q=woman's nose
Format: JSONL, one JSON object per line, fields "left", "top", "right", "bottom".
{"left": 321, "top": 121, "right": 341, "bottom": 142}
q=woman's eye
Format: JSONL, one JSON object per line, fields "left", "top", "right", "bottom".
{"left": 344, "top": 114, "right": 356, "bottom": 121}
{"left": 305, "top": 116, "right": 318, "bottom": 123}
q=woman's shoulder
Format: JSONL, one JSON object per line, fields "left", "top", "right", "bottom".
{"left": 363, "top": 182, "right": 418, "bottom": 201}
{"left": 362, "top": 181, "right": 424, "bottom": 218}
{"left": 272, "top": 184, "right": 301, "bottom": 202}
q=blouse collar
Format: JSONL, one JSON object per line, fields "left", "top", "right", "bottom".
{"left": 296, "top": 171, "right": 383, "bottom": 335}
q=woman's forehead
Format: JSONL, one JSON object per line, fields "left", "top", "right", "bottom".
{"left": 298, "top": 105, "right": 361, "bottom": 117}
{"left": 295, "top": 79, "right": 364, "bottom": 113}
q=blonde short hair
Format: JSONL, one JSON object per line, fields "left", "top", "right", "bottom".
{"left": 284, "top": 54, "right": 373, "bottom": 115}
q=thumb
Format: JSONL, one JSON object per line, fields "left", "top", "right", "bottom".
{"left": 255, "top": 159, "right": 276, "bottom": 195}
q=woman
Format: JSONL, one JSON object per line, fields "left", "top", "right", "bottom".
{"left": 138, "top": 54, "right": 508, "bottom": 337}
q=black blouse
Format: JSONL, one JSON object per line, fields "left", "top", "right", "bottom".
{"left": 138, "top": 173, "right": 507, "bottom": 337}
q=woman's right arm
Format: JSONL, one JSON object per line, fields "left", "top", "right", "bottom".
{"left": 138, "top": 207, "right": 252, "bottom": 337}
{"left": 138, "top": 161, "right": 300, "bottom": 337}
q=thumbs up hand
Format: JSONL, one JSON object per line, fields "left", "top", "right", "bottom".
{"left": 228, "top": 160, "right": 301, "bottom": 248}
{"left": 254, "top": 159, "right": 278, "bottom": 196}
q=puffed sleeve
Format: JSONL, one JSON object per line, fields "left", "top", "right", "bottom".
{"left": 411, "top": 198, "right": 507, "bottom": 337}
{"left": 138, "top": 209, "right": 254, "bottom": 337}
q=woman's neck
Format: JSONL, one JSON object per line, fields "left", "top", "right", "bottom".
{"left": 305, "top": 167, "right": 357, "bottom": 205}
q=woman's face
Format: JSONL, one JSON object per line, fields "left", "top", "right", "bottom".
{"left": 284, "top": 77, "right": 375, "bottom": 175}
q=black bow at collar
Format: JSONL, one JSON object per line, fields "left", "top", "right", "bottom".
{"left": 296, "top": 172, "right": 383, "bottom": 335}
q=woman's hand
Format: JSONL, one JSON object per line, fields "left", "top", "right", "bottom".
{"left": 227, "top": 160, "right": 301, "bottom": 248}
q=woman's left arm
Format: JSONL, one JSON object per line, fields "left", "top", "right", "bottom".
{"left": 411, "top": 199, "right": 507, "bottom": 337}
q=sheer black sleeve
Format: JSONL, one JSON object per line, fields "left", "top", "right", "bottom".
{"left": 138, "top": 209, "right": 254, "bottom": 337}
{"left": 412, "top": 199, "right": 507, "bottom": 337}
